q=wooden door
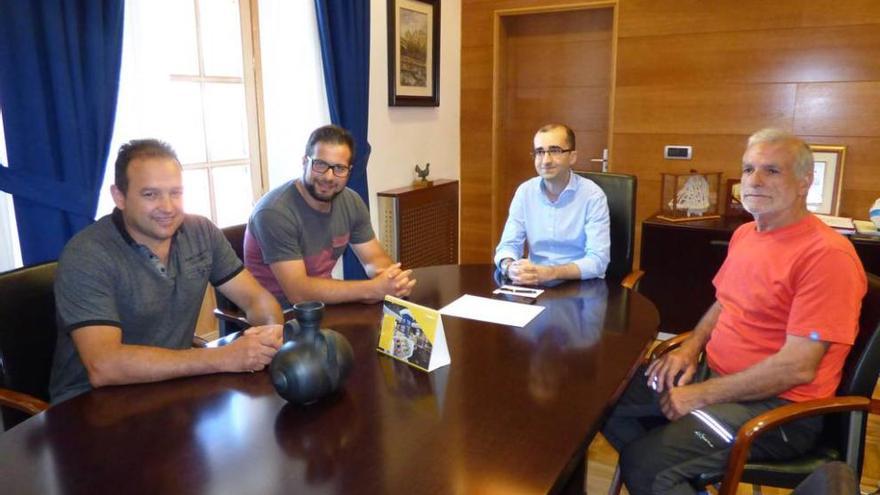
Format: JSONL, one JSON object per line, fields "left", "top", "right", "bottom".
{"left": 493, "top": 7, "right": 614, "bottom": 244}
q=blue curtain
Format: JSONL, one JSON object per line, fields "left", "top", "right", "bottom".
{"left": 315, "top": 0, "right": 372, "bottom": 280}
{"left": 0, "top": 1, "right": 124, "bottom": 265}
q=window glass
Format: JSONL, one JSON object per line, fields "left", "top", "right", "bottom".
{"left": 167, "top": 81, "right": 208, "bottom": 164}
{"left": 212, "top": 165, "right": 252, "bottom": 226}
{"left": 203, "top": 83, "right": 248, "bottom": 161}
{"left": 199, "top": 0, "right": 244, "bottom": 77}
{"left": 99, "top": 0, "right": 255, "bottom": 227}
{"left": 165, "top": 0, "right": 200, "bottom": 75}
{"left": 97, "top": 0, "right": 330, "bottom": 228}
{"left": 182, "top": 168, "right": 212, "bottom": 219}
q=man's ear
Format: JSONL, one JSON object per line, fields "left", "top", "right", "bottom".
{"left": 568, "top": 149, "right": 578, "bottom": 166}
{"left": 110, "top": 184, "right": 125, "bottom": 210}
{"left": 798, "top": 172, "right": 814, "bottom": 197}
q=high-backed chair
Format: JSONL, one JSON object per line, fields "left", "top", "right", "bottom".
{"left": 648, "top": 272, "right": 880, "bottom": 495}
{"left": 215, "top": 224, "right": 249, "bottom": 336}
{"left": 222, "top": 223, "right": 246, "bottom": 261}
{"left": 0, "top": 261, "right": 57, "bottom": 430}
{"left": 575, "top": 171, "right": 642, "bottom": 288}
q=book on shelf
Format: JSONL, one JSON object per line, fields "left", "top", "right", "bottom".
{"left": 815, "top": 214, "right": 855, "bottom": 234}
{"left": 854, "top": 220, "right": 880, "bottom": 237}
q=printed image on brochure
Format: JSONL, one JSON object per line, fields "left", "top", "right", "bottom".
{"left": 378, "top": 296, "right": 444, "bottom": 371}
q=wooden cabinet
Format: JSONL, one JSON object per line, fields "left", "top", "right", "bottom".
{"left": 638, "top": 215, "right": 880, "bottom": 333}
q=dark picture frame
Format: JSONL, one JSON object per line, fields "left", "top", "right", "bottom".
{"left": 387, "top": 0, "right": 440, "bottom": 107}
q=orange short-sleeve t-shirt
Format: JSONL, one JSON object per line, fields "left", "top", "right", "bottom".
{"left": 705, "top": 214, "right": 865, "bottom": 402}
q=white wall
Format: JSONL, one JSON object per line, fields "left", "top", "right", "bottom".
{"left": 366, "top": 0, "right": 461, "bottom": 229}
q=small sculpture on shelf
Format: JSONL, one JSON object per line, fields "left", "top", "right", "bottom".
{"left": 413, "top": 162, "right": 432, "bottom": 187}
{"left": 658, "top": 170, "right": 722, "bottom": 222}
{"left": 674, "top": 174, "right": 711, "bottom": 216}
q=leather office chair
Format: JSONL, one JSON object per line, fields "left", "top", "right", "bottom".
{"left": 575, "top": 171, "right": 643, "bottom": 288}
{"left": 648, "top": 271, "right": 880, "bottom": 495}
{"left": 0, "top": 261, "right": 57, "bottom": 430}
{"left": 215, "top": 223, "right": 250, "bottom": 336}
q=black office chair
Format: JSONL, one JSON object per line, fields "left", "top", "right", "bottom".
{"left": 576, "top": 171, "right": 643, "bottom": 288}
{"left": 214, "top": 223, "right": 250, "bottom": 336}
{"left": 0, "top": 261, "right": 57, "bottom": 430}
{"left": 648, "top": 272, "right": 880, "bottom": 495}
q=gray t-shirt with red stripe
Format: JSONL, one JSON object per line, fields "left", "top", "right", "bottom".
{"left": 244, "top": 181, "right": 374, "bottom": 305}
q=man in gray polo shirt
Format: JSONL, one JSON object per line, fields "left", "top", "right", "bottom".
{"left": 50, "top": 139, "right": 284, "bottom": 404}
{"left": 245, "top": 125, "right": 416, "bottom": 306}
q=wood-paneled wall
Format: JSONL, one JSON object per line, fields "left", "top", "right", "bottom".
{"left": 461, "top": 0, "right": 880, "bottom": 266}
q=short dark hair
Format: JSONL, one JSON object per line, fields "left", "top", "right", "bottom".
{"left": 114, "top": 139, "right": 179, "bottom": 194}
{"left": 304, "top": 125, "right": 355, "bottom": 164}
{"left": 536, "top": 123, "right": 576, "bottom": 150}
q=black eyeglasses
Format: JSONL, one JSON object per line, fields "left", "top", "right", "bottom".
{"left": 531, "top": 147, "right": 573, "bottom": 160}
{"left": 308, "top": 156, "right": 351, "bottom": 177}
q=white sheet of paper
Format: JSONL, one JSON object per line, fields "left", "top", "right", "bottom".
{"left": 439, "top": 294, "right": 545, "bottom": 327}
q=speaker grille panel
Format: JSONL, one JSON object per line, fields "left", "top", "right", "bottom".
{"left": 377, "top": 180, "right": 458, "bottom": 269}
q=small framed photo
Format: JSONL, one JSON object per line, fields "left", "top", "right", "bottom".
{"left": 725, "top": 178, "right": 750, "bottom": 218}
{"left": 387, "top": 0, "right": 440, "bottom": 107}
{"left": 807, "top": 145, "right": 846, "bottom": 216}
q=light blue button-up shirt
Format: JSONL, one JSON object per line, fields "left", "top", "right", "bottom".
{"left": 494, "top": 172, "right": 611, "bottom": 279}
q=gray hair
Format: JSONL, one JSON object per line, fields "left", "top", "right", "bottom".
{"left": 745, "top": 128, "right": 813, "bottom": 179}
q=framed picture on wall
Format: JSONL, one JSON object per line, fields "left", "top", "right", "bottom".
{"left": 387, "top": 0, "right": 440, "bottom": 107}
{"left": 807, "top": 144, "right": 846, "bottom": 216}
{"left": 724, "top": 179, "right": 751, "bottom": 218}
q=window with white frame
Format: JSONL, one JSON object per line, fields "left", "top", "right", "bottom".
{"left": 1, "top": 0, "right": 328, "bottom": 269}
{"left": 98, "top": 0, "right": 329, "bottom": 226}
{"left": 98, "top": 0, "right": 260, "bottom": 227}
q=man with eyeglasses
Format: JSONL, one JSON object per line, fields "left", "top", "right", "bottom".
{"left": 244, "top": 125, "right": 416, "bottom": 305}
{"left": 494, "top": 123, "right": 610, "bottom": 285}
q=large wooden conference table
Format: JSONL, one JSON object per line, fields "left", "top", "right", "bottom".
{"left": 0, "top": 264, "right": 659, "bottom": 494}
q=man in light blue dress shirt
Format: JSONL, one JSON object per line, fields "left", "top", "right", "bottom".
{"left": 494, "top": 123, "right": 611, "bottom": 285}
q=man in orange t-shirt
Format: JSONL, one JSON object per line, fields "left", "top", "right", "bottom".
{"left": 602, "top": 129, "right": 866, "bottom": 495}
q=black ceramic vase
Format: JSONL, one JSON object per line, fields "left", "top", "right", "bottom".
{"left": 269, "top": 301, "right": 354, "bottom": 405}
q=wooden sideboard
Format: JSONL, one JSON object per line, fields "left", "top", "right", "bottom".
{"left": 639, "top": 214, "right": 880, "bottom": 333}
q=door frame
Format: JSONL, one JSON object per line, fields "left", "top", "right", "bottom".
{"left": 490, "top": 1, "right": 619, "bottom": 245}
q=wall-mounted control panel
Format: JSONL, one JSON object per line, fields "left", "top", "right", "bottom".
{"left": 664, "top": 145, "right": 693, "bottom": 160}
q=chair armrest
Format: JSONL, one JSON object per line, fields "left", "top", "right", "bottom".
{"left": 213, "top": 307, "right": 250, "bottom": 326}
{"left": 717, "top": 395, "right": 871, "bottom": 495}
{"left": 621, "top": 270, "right": 645, "bottom": 290}
{"left": 0, "top": 388, "right": 50, "bottom": 416}
{"left": 646, "top": 331, "right": 693, "bottom": 363}
{"left": 213, "top": 307, "right": 295, "bottom": 325}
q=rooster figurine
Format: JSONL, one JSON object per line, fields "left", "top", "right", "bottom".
{"left": 414, "top": 162, "right": 430, "bottom": 181}
{"left": 413, "top": 162, "right": 432, "bottom": 187}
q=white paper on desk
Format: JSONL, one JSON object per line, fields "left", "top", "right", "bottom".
{"left": 439, "top": 294, "right": 545, "bottom": 327}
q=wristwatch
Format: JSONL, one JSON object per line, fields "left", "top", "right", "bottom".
{"left": 500, "top": 258, "right": 513, "bottom": 279}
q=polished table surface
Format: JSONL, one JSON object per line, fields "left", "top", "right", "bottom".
{"left": 0, "top": 264, "right": 659, "bottom": 494}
